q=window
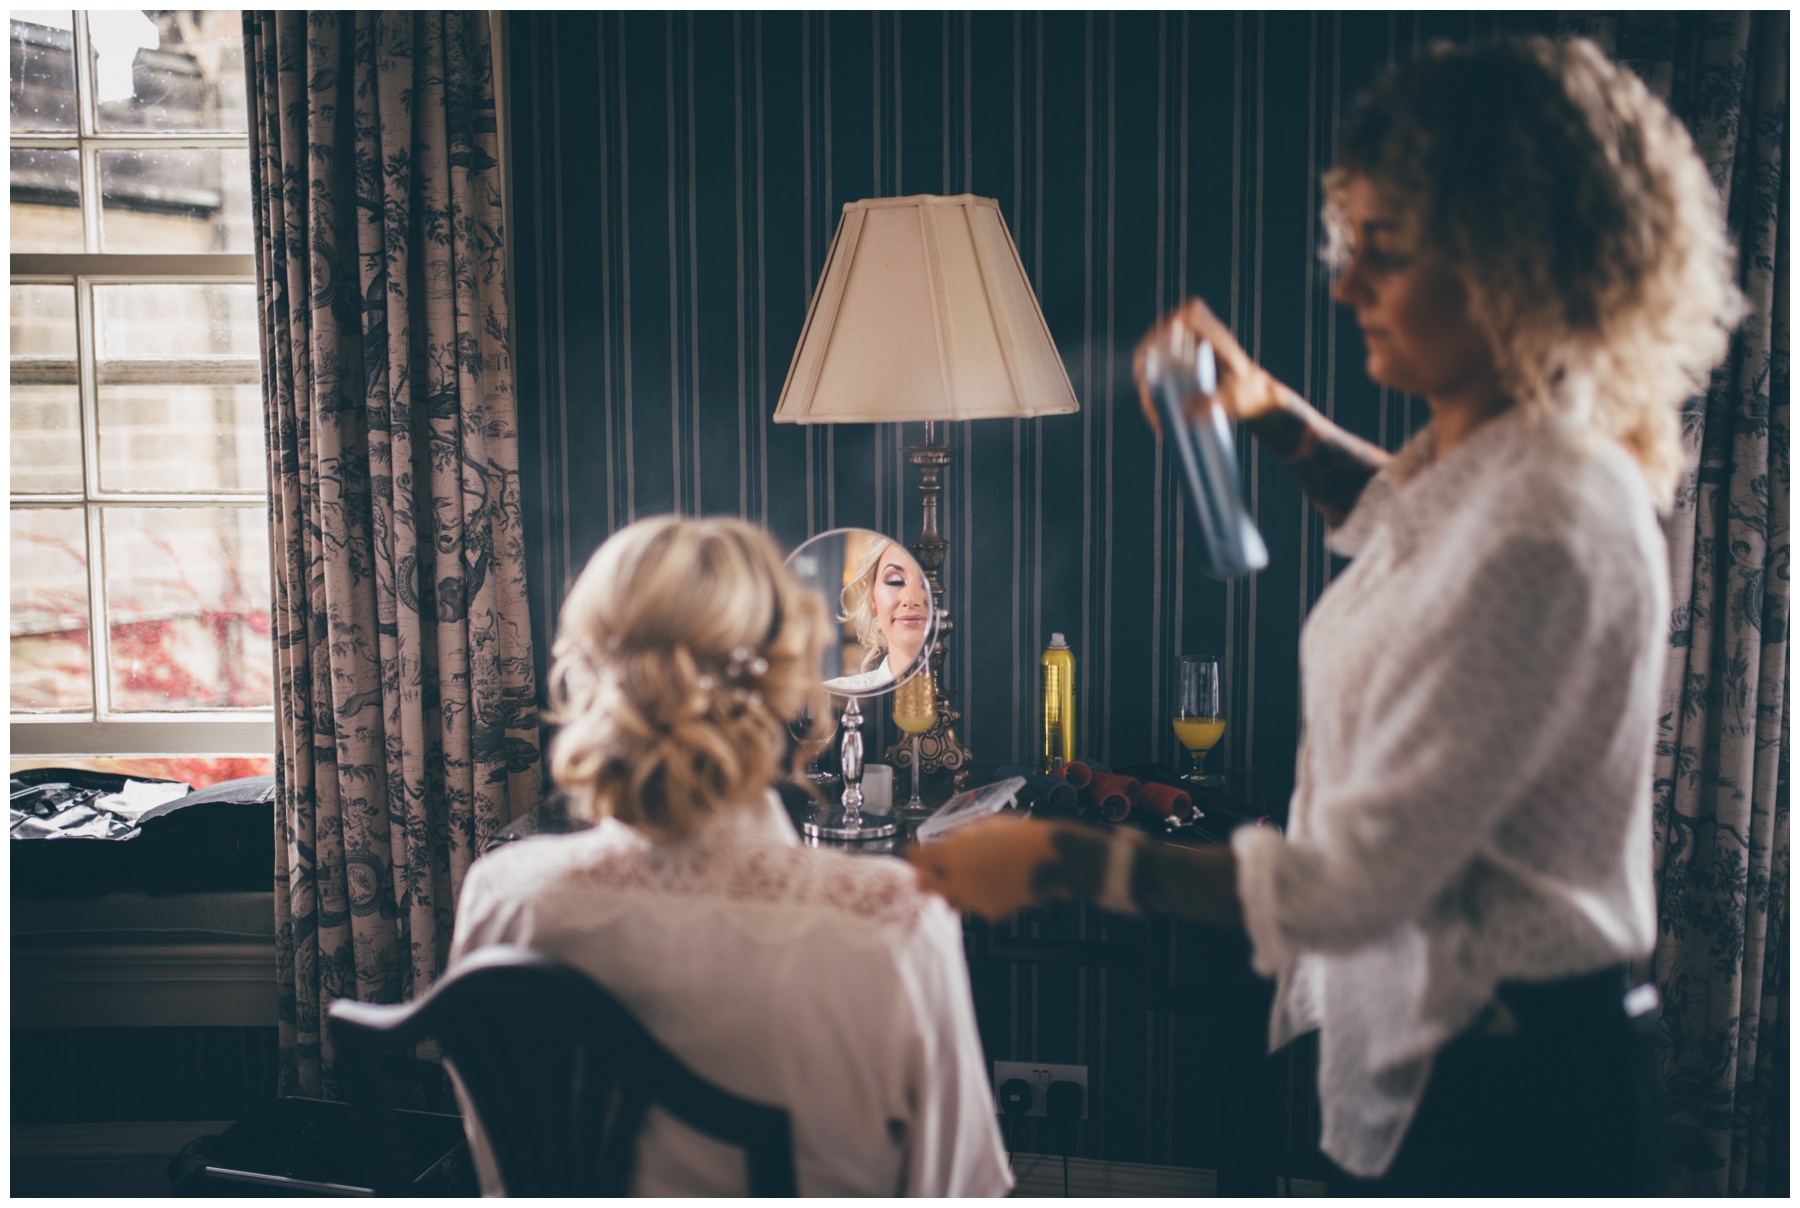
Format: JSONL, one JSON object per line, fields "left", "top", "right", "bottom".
{"left": 11, "top": 10, "right": 272, "bottom": 770}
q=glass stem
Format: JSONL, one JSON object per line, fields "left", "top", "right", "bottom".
{"left": 910, "top": 735, "right": 923, "bottom": 806}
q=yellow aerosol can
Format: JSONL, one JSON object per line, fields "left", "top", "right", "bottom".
{"left": 1041, "top": 633, "right": 1075, "bottom": 772}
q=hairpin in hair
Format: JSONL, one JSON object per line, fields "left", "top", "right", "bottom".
{"left": 725, "top": 646, "right": 770, "bottom": 681}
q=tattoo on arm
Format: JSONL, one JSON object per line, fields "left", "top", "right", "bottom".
{"left": 1030, "top": 827, "right": 1111, "bottom": 902}
{"left": 1133, "top": 842, "right": 1243, "bottom": 929}
{"left": 1028, "top": 826, "right": 1244, "bottom": 932}
{"left": 1251, "top": 392, "right": 1389, "bottom": 527}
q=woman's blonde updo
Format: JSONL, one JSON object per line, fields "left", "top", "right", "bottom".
{"left": 546, "top": 516, "right": 831, "bottom": 839}
{"left": 1322, "top": 36, "right": 1743, "bottom": 507}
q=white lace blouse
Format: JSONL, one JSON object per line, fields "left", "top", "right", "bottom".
{"left": 824, "top": 654, "right": 898, "bottom": 695}
{"left": 1231, "top": 404, "right": 1663, "bottom": 1177}
{"left": 447, "top": 791, "right": 1012, "bottom": 1197}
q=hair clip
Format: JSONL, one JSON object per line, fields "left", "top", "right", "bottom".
{"left": 725, "top": 646, "right": 769, "bottom": 681}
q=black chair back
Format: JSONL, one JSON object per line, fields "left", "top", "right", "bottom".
{"left": 327, "top": 946, "right": 798, "bottom": 1197}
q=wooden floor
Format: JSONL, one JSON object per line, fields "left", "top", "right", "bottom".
{"left": 12, "top": 1121, "right": 227, "bottom": 1198}
{"left": 13, "top": 1156, "right": 184, "bottom": 1198}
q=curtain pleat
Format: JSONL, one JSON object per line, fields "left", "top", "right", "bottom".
{"left": 1560, "top": 11, "right": 1789, "bottom": 1196}
{"left": 245, "top": 10, "right": 542, "bottom": 1098}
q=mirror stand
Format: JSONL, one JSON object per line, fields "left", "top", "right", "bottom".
{"left": 801, "top": 696, "right": 896, "bottom": 842}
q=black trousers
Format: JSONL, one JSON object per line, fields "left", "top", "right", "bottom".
{"left": 1324, "top": 966, "right": 1664, "bottom": 1197}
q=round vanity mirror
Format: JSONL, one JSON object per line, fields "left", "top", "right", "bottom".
{"left": 786, "top": 529, "right": 937, "bottom": 842}
{"left": 786, "top": 528, "right": 937, "bottom": 700}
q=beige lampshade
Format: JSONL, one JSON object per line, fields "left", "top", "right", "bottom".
{"left": 774, "top": 194, "right": 1080, "bottom": 424}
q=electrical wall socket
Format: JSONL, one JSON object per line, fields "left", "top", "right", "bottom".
{"left": 992, "top": 1061, "right": 1088, "bottom": 1119}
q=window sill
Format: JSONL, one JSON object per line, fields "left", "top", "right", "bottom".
{"left": 10, "top": 716, "right": 275, "bottom": 757}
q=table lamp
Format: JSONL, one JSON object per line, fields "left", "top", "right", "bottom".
{"left": 774, "top": 194, "right": 1079, "bottom": 784}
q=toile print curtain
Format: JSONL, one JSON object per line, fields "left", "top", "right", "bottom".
{"left": 244, "top": 11, "right": 542, "bottom": 1096}
{"left": 1559, "top": 11, "right": 1790, "bottom": 1196}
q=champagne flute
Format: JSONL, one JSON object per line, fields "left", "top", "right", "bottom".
{"left": 893, "top": 668, "right": 937, "bottom": 820}
{"left": 1171, "top": 655, "right": 1225, "bottom": 787}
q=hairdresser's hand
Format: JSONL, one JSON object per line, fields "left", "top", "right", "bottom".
{"left": 907, "top": 814, "right": 1057, "bottom": 923}
{"left": 1134, "top": 297, "right": 1287, "bottom": 437}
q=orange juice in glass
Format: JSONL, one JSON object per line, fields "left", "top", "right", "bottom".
{"left": 1172, "top": 656, "right": 1224, "bottom": 785}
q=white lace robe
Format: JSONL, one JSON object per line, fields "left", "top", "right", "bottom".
{"left": 1231, "top": 405, "right": 1663, "bottom": 1177}
{"left": 447, "top": 792, "right": 1012, "bottom": 1197}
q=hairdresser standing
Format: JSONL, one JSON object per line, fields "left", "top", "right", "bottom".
{"left": 911, "top": 36, "right": 1740, "bottom": 1196}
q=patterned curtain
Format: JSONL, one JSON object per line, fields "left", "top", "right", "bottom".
{"left": 1558, "top": 12, "right": 1790, "bottom": 1196}
{"left": 244, "top": 11, "right": 542, "bottom": 1097}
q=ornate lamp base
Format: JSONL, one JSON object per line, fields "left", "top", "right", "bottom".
{"left": 900, "top": 427, "right": 974, "bottom": 788}
{"left": 887, "top": 702, "right": 970, "bottom": 788}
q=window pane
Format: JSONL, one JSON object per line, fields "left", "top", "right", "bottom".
{"left": 100, "top": 146, "right": 253, "bottom": 254}
{"left": 10, "top": 285, "right": 82, "bottom": 492}
{"left": 11, "top": 147, "right": 81, "bottom": 252}
{"left": 98, "top": 383, "right": 264, "bottom": 493}
{"left": 96, "top": 283, "right": 258, "bottom": 359}
{"left": 103, "top": 506, "right": 272, "bottom": 712}
{"left": 10, "top": 12, "right": 76, "bottom": 132}
{"left": 11, "top": 282, "right": 76, "bottom": 356}
{"left": 11, "top": 506, "right": 92, "bottom": 712}
{"left": 92, "top": 10, "right": 247, "bottom": 133}
{"left": 12, "top": 387, "right": 84, "bottom": 493}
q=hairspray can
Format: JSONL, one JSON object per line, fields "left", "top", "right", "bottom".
{"left": 1041, "top": 633, "right": 1076, "bottom": 772}
{"left": 1142, "top": 334, "right": 1269, "bottom": 578}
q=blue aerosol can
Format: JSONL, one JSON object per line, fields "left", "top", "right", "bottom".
{"left": 1144, "top": 335, "right": 1268, "bottom": 579}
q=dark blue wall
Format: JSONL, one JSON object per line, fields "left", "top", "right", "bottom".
{"left": 502, "top": 10, "right": 1557, "bottom": 1175}
{"left": 504, "top": 10, "right": 1557, "bottom": 810}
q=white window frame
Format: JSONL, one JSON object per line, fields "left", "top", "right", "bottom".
{"left": 10, "top": 11, "right": 272, "bottom": 758}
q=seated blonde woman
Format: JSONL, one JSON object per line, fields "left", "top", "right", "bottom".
{"left": 823, "top": 536, "right": 932, "bottom": 694}
{"left": 449, "top": 516, "right": 1009, "bottom": 1197}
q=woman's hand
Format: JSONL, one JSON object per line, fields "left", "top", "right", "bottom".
{"left": 907, "top": 814, "right": 1058, "bottom": 922}
{"left": 1134, "top": 297, "right": 1286, "bottom": 437}
{"left": 1135, "top": 296, "right": 1385, "bottom": 525}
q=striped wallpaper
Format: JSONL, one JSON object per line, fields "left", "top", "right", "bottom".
{"left": 502, "top": 9, "right": 1559, "bottom": 1176}
{"left": 504, "top": 8, "right": 1555, "bottom": 815}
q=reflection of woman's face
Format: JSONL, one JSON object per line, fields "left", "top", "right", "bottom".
{"left": 871, "top": 544, "right": 929, "bottom": 673}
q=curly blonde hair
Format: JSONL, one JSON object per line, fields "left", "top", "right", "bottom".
{"left": 1322, "top": 36, "right": 1742, "bottom": 507}
{"left": 837, "top": 532, "right": 894, "bottom": 672}
{"left": 546, "top": 516, "right": 830, "bottom": 839}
